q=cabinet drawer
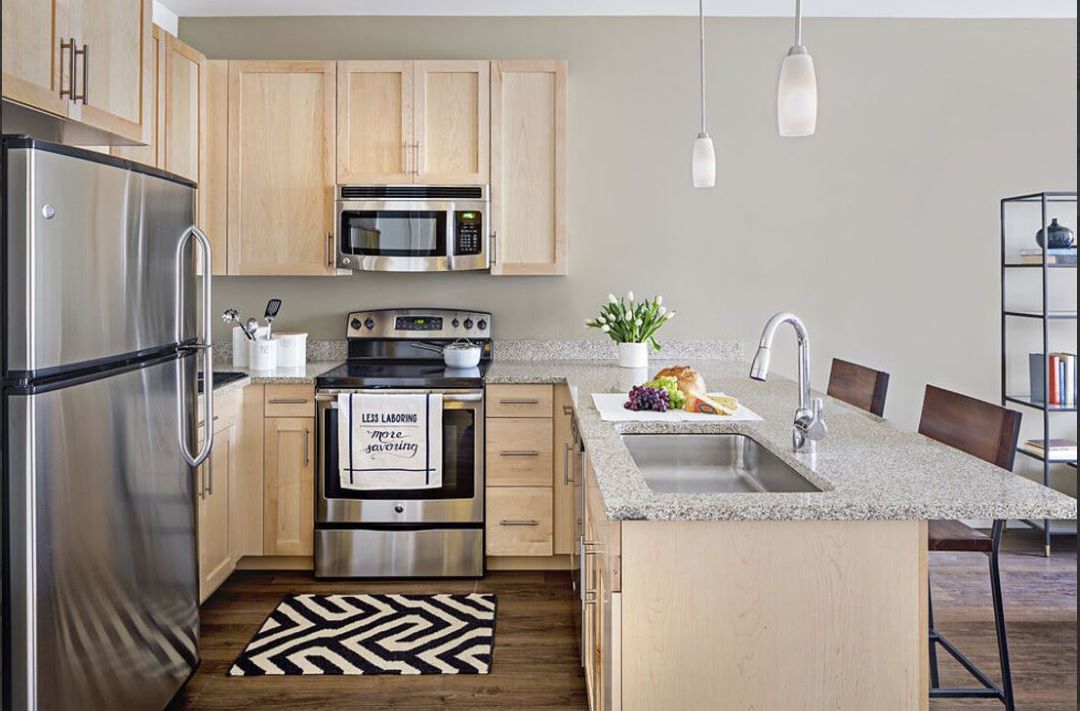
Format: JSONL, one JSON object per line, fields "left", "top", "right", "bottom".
{"left": 487, "top": 418, "right": 553, "bottom": 486}
{"left": 487, "top": 384, "right": 553, "bottom": 418}
{"left": 198, "top": 386, "right": 242, "bottom": 432}
{"left": 486, "top": 487, "right": 553, "bottom": 556}
{"left": 264, "top": 384, "right": 315, "bottom": 417}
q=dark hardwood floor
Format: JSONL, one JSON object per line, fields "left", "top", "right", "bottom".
{"left": 170, "top": 530, "right": 1075, "bottom": 710}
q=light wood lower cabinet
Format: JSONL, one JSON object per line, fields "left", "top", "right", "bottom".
{"left": 263, "top": 415, "right": 315, "bottom": 556}
{"left": 553, "top": 384, "right": 576, "bottom": 555}
{"left": 486, "top": 487, "right": 554, "bottom": 556}
{"left": 196, "top": 387, "right": 243, "bottom": 603}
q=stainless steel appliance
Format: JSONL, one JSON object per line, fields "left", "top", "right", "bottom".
{"left": 2, "top": 137, "right": 213, "bottom": 711}
{"left": 314, "top": 308, "right": 492, "bottom": 577}
{"left": 334, "top": 185, "right": 490, "bottom": 272}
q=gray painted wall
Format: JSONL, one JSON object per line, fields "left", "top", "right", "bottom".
{"left": 181, "top": 15, "right": 1077, "bottom": 453}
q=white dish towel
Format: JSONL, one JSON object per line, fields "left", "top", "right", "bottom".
{"left": 337, "top": 393, "right": 443, "bottom": 490}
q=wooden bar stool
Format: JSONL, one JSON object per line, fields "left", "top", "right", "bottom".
{"left": 827, "top": 358, "right": 890, "bottom": 416}
{"left": 919, "top": 385, "right": 1022, "bottom": 711}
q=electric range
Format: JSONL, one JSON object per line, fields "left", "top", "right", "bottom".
{"left": 313, "top": 308, "right": 492, "bottom": 578}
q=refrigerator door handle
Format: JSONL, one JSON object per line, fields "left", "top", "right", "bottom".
{"left": 177, "top": 225, "right": 214, "bottom": 467}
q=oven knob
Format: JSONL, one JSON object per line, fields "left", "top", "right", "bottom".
{"left": 477, "top": 319, "right": 487, "bottom": 330}
{"left": 350, "top": 318, "right": 362, "bottom": 330}
{"left": 463, "top": 318, "right": 474, "bottom": 330}
{"left": 364, "top": 318, "right": 376, "bottom": 330}
{"left": 394, "top": 504, "right": 405, "bottom": 514}
{"left": 451, "top": 318, "right": 460, "bottom": 328}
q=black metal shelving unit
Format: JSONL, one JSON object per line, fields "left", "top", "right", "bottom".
{"left": 1000, "top": 191, "right": 1077, "bottom": 557}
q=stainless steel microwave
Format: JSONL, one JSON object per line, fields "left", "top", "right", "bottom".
{"left": 334, "top": 185, "right": 490, "bottom": 272}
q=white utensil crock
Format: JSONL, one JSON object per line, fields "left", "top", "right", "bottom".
{"left": 274, "top": 333, "right": 307, "bottom": 369}
{"left": 249, "top": 338, "right": 278, "bottom": 371}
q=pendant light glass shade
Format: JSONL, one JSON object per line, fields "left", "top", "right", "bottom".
{"left": 692, "top": 132, "right": 716, "bottom": 188}
{"left": 777, "top": 46, "right": 817, "bottom": 137}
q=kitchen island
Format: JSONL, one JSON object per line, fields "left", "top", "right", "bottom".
{"left": 485, "top": 357, "right": 1076, "bottom": 711}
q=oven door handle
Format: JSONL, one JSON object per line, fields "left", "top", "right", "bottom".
{"left": 316, "top": 391, "right": 483, "bottom": 403}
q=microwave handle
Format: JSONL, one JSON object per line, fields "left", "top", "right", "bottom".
{"left": 490, "top": 230, "right": 497, "bottom": 265}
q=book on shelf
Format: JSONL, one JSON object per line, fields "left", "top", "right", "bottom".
{"left": 1021, "top": 438, "right": 1078, "bottom": 462}
{"left": 1028, "top": 352, "right": 1077, "bottom": 406}
{"left": 1016, "top": 251, "right": 1077, "bottom": 265}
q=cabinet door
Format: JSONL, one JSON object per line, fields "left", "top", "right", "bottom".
{"left": 201, "top": 60, "right": 229, "bottom": 275}
{"left": 2, "top": 0, "right": 71, "bottom": 117}
{"left": 337, "top": 61, "right": 413, "bottom": 184}
{"left": 264, "top": 417, "right": 315, "bottom": 556}
{"left": 228, "top": 61, "right": 336, "bottom": 275}
{"left": 553, "top": 385, "right": 576, "bottom": 555}
{"left": 413, "top": 60, "right": 489, "bottom": 185}
{"left": 490, "top": 60, "right": 567, "bottom": 275}
{"left": 163, "top": 34, "right": 205, "bottom": 183}
{"left": 198, "top": 420, "right": 235, "bottom": 603}
{"left": 77, "top": 0, "right": 152, "bottom": 143}
{"left": 112, "top": 24, "right": 165, "bottom": 167}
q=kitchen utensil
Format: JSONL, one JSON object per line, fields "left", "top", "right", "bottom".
{"left": 414, "top": 340, "right": 482, "bottom": 368}
{"left": 222, "top": 308, "right": 256, "bottom": 341}
{"left": 245, "top": 317, "right": 261, "bottom": 340}
{"left": 1036, "top": 218, "right": 1075, "bottom": 248}
{"left": 263, "top": 298, "right": 282, "bottom": 338}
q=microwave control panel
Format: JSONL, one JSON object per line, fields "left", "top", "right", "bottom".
{"left": 454, "top": 211, "right": 484, "bottom": 256}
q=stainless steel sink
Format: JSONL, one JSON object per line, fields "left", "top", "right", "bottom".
{"left": 621, "top": 433, "right": 821, "bottom": 494}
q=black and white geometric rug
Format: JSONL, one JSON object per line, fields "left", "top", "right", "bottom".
{"left": 228, "top": 593, "right": 496, "bottom": 676}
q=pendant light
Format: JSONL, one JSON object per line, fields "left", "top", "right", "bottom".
{"left": 777, "top": 0, "right": 817, "bottom": 137}
{"left": 691, "top": 0, "right": 716, "bottom": 188}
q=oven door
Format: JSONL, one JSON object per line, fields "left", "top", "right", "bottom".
{"left": 335, "top": 199, "right": 489, "bottom": 272}
{"left": 316, "top": 388, "right": 484, "bottom": 524}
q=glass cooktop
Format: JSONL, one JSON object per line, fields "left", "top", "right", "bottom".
{"left": 315, "top": 360, "right": 489, "bottom": 390}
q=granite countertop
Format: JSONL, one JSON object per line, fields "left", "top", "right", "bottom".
{"left": 485, "top": 359, "right": 1078, "bottom": 522}
{"left": 209, "top": 361, "right": 342, "bottom": 391}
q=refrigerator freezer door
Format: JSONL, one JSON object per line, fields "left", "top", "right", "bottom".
{"left": 6, "top": 352, "right": 199, "bottom": 711}
{"left": 4, "top": 144, "right": 197, "bottom": 375}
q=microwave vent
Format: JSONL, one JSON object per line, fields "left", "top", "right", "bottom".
{"left": 339, "top": 185, "right": 485, "bottom": 200}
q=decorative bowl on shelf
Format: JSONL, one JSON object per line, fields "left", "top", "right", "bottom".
{"left": 1035, "top": 218, "right": 1075, "bottom": 248}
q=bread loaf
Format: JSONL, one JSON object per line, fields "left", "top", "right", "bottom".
{"left": 652, "top": 366, "right": 706, "bottom": 401}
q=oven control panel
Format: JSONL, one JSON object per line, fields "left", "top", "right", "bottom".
{"left": 347, "top": 308, "right": 492, "bottom": 339}
{"left": 454, "top": 211, "right": 484, "bottom": 256}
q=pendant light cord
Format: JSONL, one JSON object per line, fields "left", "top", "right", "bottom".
{"left": 795, "top": 0, "right": 803, "bottom": 46}
{"left": 699, "top": 0, "right": 706, "bottom": 133}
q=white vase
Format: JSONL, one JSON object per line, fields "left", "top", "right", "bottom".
{"left": 618, "top": 342, "right": 649, "bottom": 369}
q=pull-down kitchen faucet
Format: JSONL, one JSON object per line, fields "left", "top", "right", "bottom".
{"left": 749, "top": 312, "right": 827, "bottom": 454}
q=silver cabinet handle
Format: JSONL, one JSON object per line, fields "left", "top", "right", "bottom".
{"left": 60, "top": 39, "right": 75, "bottom": 99}
{"left": 176, "top": 225, "right": 214, "bottom": 468}
{"left": 269, "top": 398, "right": 310, "bottom": 404}
{"left": 499, "top": 520, "right": 539, "bottom": 527}
{"left": 563, "top": 442, "right": 573, "bottom": 485}
{"left": 412, "top": 141, "right": 421, "bottom": 175}
{"left": 326, "top": 232, "right": 333, "bottom": 268}
{"left": 304, "top": 428, "right": 310, "bottom": 466}
{"left": 499, "top": 398, "right": 540, "bottom": 405}
{"left": 74, "top": 43, "right": 89, "bottom": 103}
{"left": 499, "top": 450, "right": 539, "bottom": 457}
{"left": 197, "top": 415, "right": 220, "bottom": 428}
{"left": 206, "top": 450, "right": 214, "bottom": 495}
{"left": 562, "top": 404, "right": 574, "bottom": 416}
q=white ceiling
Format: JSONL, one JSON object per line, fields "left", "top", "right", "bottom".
{"left": 159, "top": 0, "right": 1076, "bottom": 19}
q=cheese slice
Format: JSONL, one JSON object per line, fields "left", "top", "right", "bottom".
{"left": 685, "top": 390, "right": 737, "bottom": 416}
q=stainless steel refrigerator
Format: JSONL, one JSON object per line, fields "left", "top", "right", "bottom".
{"left": 1, "top": 137, "right": 214, "bottom": 711}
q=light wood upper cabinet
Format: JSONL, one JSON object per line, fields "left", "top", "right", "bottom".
{"left": 201, "top": 59, "right": 229, "bottom": 275}
{"left": 163, "top": 34, "right": 205, "bottom": 183}
{"left": 413, "top": 60, "right": 489, "bottom": 184}
{"left": 263, "top": 416, "right": 315, "bottom": 556}
{"left": 491, "top": 60, "right": 567, "bottom": 276}
{"left": 77, "top": 0, "right": 152, "bottom": 143}
{"left": 1, "top": 0, "right": 71, "bottom": 117}
{"left": 336, "top": 61, "right": 413, "bottom": 184}
{"left": 228, "top": 61, "right": 336, "bottom": 275}
{"left": 112, "top": 24, "right": 164, "bottom": 166}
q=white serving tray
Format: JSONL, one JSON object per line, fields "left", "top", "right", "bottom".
{"left": 591, "top": 393, "right": 764, "bottom": 423}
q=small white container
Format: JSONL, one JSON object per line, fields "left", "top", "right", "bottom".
{"left": 232, "top": 327, "right": 248, "bottom": 368}
{"left": 274, "top": 333, "right": 308, "bottom": 369}
{"left": 618, "top": 342, "right": 649, "bottom": 369}
{"left": 249, "top": 338, "right": 278, "bottom": 371}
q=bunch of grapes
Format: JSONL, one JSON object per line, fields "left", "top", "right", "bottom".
{"left": 625, "top": 385, "right": 670, "bottom": 412}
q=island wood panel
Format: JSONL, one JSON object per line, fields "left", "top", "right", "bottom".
{"left": 413, "top": 60, "right": 489, "bottom": 184}
{"left": 336, "top": 60, "right": 413, "bottom": 184}
{"left": 163, "top": 33, "right": 205, "bottom": 183}
{"left": 201, "top": 59, "right": 228, "bottom": 274}
{"left": 76, "top": 0, "right": 152, "bottom": 143}
{"left": 486, "top": 418, "right": 554, "bottom": 487}
{"left": 263, "top": 416, "right": 315, "bottom": 556}
{"left": 491, "top": 60, "right": 567, "bottom": 275}
{"left": 620, "top": 519, "right": 928, "bottom": 711}
{"left": 553, "top": 384, "right": 576, "bottom": 555}
{"left": 227, "top": 60, "right": 335, "bottom": 275}
{"left": 112, "top": 23, "right": 164, "bottom": 167}
{"left": 1, "top": 0, "right": 70, "bottom": 117}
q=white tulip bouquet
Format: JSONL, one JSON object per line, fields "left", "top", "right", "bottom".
{"left": 585, "top": 292, "right": 675, "bottom": 351}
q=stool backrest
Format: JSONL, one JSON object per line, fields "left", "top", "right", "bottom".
{"left": 918, "top": 385, "right": 1022, "bottom": 469}
{"left": 827, "top": 358, "right": 890, "bottom": 416}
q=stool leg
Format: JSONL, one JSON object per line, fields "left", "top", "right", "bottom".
{"left": 990, "top": 520, "right": 1015, "bottom": 711}
{"left": 928, "top": 583, "right": 940, "bottom": 690}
